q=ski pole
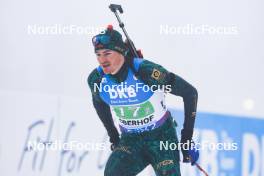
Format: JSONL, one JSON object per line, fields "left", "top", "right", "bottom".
{"left": 109, "top": 4, "right": 139, "bottom": 58}
{"left": 189, "top": 154, "right": 209, "bottom": 176}
{"left": 194, "top": 163, "right": 209, "bottom": 176}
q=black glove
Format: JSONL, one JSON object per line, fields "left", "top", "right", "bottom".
{"left": 109, "top": 134, "right": 120, "bottom": 151}
{"left": 180, "top": 129, "right": 193, "bottom": 162}
{"left": 110, "top": 143, "right": 118, "bottom": 151}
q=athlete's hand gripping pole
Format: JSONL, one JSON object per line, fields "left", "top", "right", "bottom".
{"left": 188, "top": 148, "right": 209, "bottom": 176}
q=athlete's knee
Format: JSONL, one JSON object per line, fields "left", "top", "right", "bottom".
{"left": 104, "top": 156, "right": 118, "bottom": 176}
{"left": 104, "top": 168, "right": 119, "bottom": 176}
{"left": 104, "top": 162, "right": 130, "bottom": 176}
{"left": 155, "top": 160, "right": 181, "bottom": 176}
{"left": 104, "top": 145, "right": 143, "bottom": 176}
{"left": 104, "top": 161, "right": 121, "bottom": 176}
{"left": 104, "top": 150, "right": 128, "bottom": 176}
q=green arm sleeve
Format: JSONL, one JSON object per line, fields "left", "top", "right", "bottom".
{"left": 137, "top": 59, "right": 198, "bottom": 131}
{"left": 87, "top": 69, "right": 120, "bottom": 144}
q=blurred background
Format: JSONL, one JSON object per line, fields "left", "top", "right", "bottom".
{"left": 0, "top": 0, "right": 263, "bottom": 175}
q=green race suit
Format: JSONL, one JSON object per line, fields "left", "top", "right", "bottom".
{"left": 88, "top": 58, "right": 198, "bottom": 176}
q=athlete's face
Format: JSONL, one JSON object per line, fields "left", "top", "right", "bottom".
{"left": 96, "top": 49, "right": 125, "bottom": 74}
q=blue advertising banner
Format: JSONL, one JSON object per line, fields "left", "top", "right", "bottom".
{"left": 171, "top": 109, "right": 264, "bottom": 176}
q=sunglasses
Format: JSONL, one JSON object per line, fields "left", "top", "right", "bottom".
{"left": 92, "top": 35, "right": 111, "bottom": 46}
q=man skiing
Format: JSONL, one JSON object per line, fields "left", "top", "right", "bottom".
{"left": 88, "top": 25, "right": 199, "bottom": 176}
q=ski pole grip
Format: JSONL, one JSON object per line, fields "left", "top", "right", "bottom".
{"left": 109, "top": 4, "right": 123, "bottom": 13}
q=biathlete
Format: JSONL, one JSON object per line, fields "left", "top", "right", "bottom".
{"left": 88, "top": 25, "right": 199, "bottom": 176}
